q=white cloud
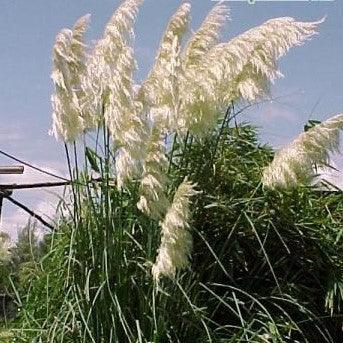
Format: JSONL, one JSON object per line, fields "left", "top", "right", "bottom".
{"left": 0, "top": 132, "right": 22, "bottom": 143}
{"left": 261, "top": 102, "right": 298, "bottom": 123}
{"left": 0, "top": 162, "right": 69, "bottom": 241}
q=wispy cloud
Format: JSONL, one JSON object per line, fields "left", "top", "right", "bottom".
{"left": 261, "top": 102, "right": 298, "bottom": 123}
{"left": 0, "top": 132, "right": 22, "bottom": 143}
{"left": 242, "top": 98, "right": 301, "bottom": 148}
{"left": 0, "top": 162, "right": 69, "bottom": 240}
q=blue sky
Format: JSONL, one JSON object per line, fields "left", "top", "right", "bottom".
{"left": 0, "top": 0, "right": 342, "bottom": 238}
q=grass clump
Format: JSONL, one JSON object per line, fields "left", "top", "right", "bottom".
{"left": 9, "top": 120, "right": 343, "bottom": 342}
{"left": 2, "top": 2, "right": 341, "bottom": 342}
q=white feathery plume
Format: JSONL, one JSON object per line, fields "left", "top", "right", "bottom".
{"left": 262, "top": 114, "right": 343, "bottom": 189}
{"left": 138, "top": 3, "right": 191, "bottom": 131}
{"left": 137, "top": 127, "right": 170, "bottom": 219}
{"left": 71, "top": 15, "right": 91, "bottom": 64}
{"left": 135, "top": 4, "right": 191, "bottom": 209}
{"left": 152, "top": 178, "right": 199, "bottom": 281}
{"left": 114, "top": 114, "right": 149, "bottom": 189}
{"left": 83, "top": 0, "right": 148, "bottom": 189}
{"left": 205, "top": 17, "right": 323, "bottom": 101}
{"left": 174, "top": 2, "right": 229, "bottom": 135}
{"left": 183, "top": 2, "right": 230, "bottom": 68}
{"left": 51, "top": 14, "right": 90, "bottom": 142}
{"left": 225, "top": 18, "right": 323, "bottom": 102}
{"left": 116, "top": 147, "right": 139, "bottom": 190}
{"left": 83, "top": 0, "right": 143, "bottom": 140}
{"left": 115, "top": 104, "right": 149, "bottom": 190}
{"left": 178, "top": 17, "right": 323, "bottom": 135}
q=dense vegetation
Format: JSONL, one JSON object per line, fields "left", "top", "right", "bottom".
{"left": 0, "top": 1, "right": 342, "bottom": 342}
{"left": 0, "top": 120, "right": 342, "bottom": 342}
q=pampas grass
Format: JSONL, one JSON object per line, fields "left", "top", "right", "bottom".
{"left": 262, "top": 113, "right": 343, "bottom": 189}
{"left": 152, "top": 178, "right": 198, "bottom": 280}
{"left": 51, "top": 14, "right": 90, "bottom": 142}
{"left": 11, "top": 2, "right": 341, "bottom": 342}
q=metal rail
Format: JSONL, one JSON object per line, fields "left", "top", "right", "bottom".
{"left": 0, "top": 166, "right": 24, "bottom": 174}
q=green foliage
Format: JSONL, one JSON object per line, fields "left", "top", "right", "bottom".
{"left": 0, "top": 230, "right": 43, "bottom": 330}
{"left": 0, "top": 232, "right": 11, "bottom": 288}
{"left": 11, "top": 223, "right": 42, "bottom": 269}
{"left": 10, "top": 119, "right": 343, "bottom": 342}
{"left": 0, "top": 231, "right": 13, "bottom": 326}
{"left": 0, "top": 223, "right": 51, "bottom": 333}
{"left": 174, "top": 122, "right": 343, "bottom": 341}
{"left": 11, "top": 225, "right": 74, "bottom": 342}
